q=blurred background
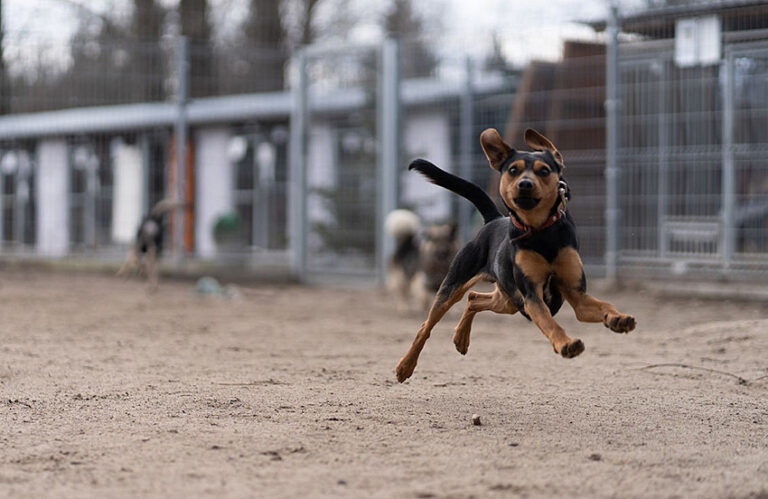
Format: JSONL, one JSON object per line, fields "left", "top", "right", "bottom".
{"left": 0, "top": 0, "right": 766, "bottom": 284}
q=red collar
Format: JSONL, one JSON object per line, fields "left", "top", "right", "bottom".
{"left": 509, "top": 209, "right": 565, "bottom": 242}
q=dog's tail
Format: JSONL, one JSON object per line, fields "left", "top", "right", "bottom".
{"left": 385, "top": 209, "right": 421, "bottom": 241}
{"left": 409, "top": 159, "right": 502, "bottom": 224}
{"left": 149, "top": 198, "right": 187, "bottom": 219}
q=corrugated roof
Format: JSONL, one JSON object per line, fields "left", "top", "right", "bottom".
{"left": 585, "top": 0, "right": 768, "bottom": 37}
{"left": 0, "top": 74, "right": 514, "bottom": 140}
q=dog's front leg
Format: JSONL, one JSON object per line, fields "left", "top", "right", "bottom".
{"left": 514, "top": 250, "right": 583, "bottom": 358}
{"left": 522, "top": 293, "right": 584, "bottom": 358}
{"left": 567, "top": 292, "right": 635, "bottom": 333}
{"left": 553, "top": 248, "right": 636, "bottom": 333}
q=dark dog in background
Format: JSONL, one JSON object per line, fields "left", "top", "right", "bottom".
{"left": 117, "top": 199, "right": 183, "bottom": 289}
{"left": 385, "top": 209, "right": 458, "bottom": 311}
{"left": 396, "top": 128, "right": 636, "bottom": 382}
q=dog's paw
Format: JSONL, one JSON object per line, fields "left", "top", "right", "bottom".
{"left": 395, "top": 357, "right": 416, "bottom": 383}
{"left": 604, "top": 313, "right": 636, "bottom": 333}
{"left": 559, "top": 338, "right": 585, "bottom": 358}
{"left": 453, "top": 329, "right": 470, "bottom": 355}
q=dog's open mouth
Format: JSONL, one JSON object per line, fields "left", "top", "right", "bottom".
{"left": 513, "top": 197, "right": 541, "bottom": 210}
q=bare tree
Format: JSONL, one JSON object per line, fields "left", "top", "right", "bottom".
{"left": 298, "top": 0, "right": 320, "bottom": 45}
{"left": 484, "top": 32, "right": 512, "bottom": 74}
{"left": 225, "top": 0, "right": 326, "bottom": 93}
{"left": 283, "top": 0, "right": 355, "bottom": 49}
{"left": 180, "top": 0, "right": 215, "bottom": 97}
{"left": 0, "top": 0, "right": 8, "bottom": 114}
{"left": 384, "top": 0, "right": 436, "bottom": 78}
{"left": 241, "top": 0, "right": 286, "bottom": 91}
{"left": 42, "top": 0, "right": 167, "bottom": 109}
{"left": 130, "top": 0, "right": 166, "bottom": 101}
{"left": 63, "top": 10, "right": 128, "bottom": 108}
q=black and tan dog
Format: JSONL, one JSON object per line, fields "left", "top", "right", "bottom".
{"left": 117, "top": 199, "right": 183, "bottom": 289}
{"left": 395, "top": 128, "right": 636, "bottom": 382}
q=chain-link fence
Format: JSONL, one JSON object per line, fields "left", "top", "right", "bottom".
{"left": 1, "top": 1, "right": 768, "bottom": 283}
{"left": 610, "top": 2, "right": 768, "bottom": 279}
{"left": 5, "top": 37, "right": 171, "bottom": 114}
{"left": 299, "top": 44, "right": 383, "bottom": 278}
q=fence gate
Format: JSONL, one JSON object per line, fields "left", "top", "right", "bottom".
{"left": 726, "top": 42, "right": 768, "bottom": 267}
{"left": 290, "top": 41, "right": 399, "bottom": 282}
{"left": 618, "top": 40, "right": 768, "bottom": 276}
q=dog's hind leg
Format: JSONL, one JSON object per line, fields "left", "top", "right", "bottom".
{"left": 144, "top": 245, "right": 159, "bottom": 291}
{"left": 396, "top": 277, "right": 481, "bottom": 382}
{"left": 117, "top": 248, "right": 138, "bottom": 277}
{"left": 553, "top": 248, "right": 636, "bottom": 333}
{"left": 396, "top": 244, "right": 486, "bottom": 382}
{"left": 453, "top": 284, "right": 518, "bottom": 355}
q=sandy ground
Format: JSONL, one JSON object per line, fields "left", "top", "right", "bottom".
{"left": 2, "top": 269, "right": 768, "bottom": 498}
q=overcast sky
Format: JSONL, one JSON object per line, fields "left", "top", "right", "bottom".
{"left": 3, "top": 0, "right": 631, "bottom": 68}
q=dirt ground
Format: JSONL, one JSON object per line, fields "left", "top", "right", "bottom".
{"left": 2, "top": 269, "right": 768, "bottom": 498}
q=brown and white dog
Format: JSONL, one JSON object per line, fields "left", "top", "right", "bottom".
{"left": 385, "top": 209, "right": 459, "bottom": 311}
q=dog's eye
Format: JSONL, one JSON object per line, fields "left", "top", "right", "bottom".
{"left": 507, "top": 166, "right": 518, "bottom": 175}
{"left": 537, "top": 167, "right": 551, "bottom": 177}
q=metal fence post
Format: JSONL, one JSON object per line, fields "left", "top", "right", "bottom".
{"left": 86, "top": 159, "right": 96, "bottom": 248}
{"left": 0, "top": 172, "right": 4, "bottom": 250}
{"left": 289, "top": 49, "right": 309, "bottom": 281}
{"left": 721, "top": 52, "right": 735, "bottom": 268}
{"left": 377, "top": 39, "right": 400, "bottom": 285}
{"left": 140, "top": 134, "right": 150, "bottom": 215}
{"left": 459, "top": 56, "right": 475, "bottom": 244}
{"left": 174, "top": 35, "right": 189, "bottom": 264}
{"left": 14, "top": 172, "right": 25, "bottom": 245}
{"left": 657, "top": 59, "right": 669, "bottom": 259}
{"left": 605, "top": 4, "right": 621, "bottom": 283}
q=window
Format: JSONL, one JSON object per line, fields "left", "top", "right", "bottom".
{"left": 0, "top": 144, "right": 36, "bottom": 250}
{"left": 230, "top": 124, "right": 288, "bottom": 252}
{"left": 68, "top": 137, "right": 113, "bottom": 249}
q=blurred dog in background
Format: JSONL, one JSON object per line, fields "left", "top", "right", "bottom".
{"left": 117, "top": 199, "right": 184, "bottom": 290}
{"left": 385, "top": 209, "right": 459, "bottom": 311}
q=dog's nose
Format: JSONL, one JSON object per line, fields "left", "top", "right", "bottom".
{"left": 518, "top": 178, "right": 534, "bottom": 192}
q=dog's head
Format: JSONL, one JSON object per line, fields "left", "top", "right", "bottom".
{"left": 480, "top": 128, "right": 564, "bottom": 228}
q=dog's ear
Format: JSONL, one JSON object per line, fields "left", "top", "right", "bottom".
{"left": 480, "top": 128, "right": 514, "bottom": 171}
{"left": 524, "top": 128, "right": 563, "bottom": 167}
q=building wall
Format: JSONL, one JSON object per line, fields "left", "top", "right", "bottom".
{"left": 195, "top": 127, "right": 234, "bottom": 258}
{"left": 36, "top": 139, "right": 69, "bottom": 257}
{"left": 401, "top": 110, "right": 452, "bottom": 222}
{"left": 17, "top": 108, "right": 456, "bottom": 262}
{"left": 111, "top": 139, "right": 143, "bottom": 244}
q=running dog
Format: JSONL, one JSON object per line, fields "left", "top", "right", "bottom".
{"left": 395, "top": 128, "right": 636, "bottom": 382}
{"left": 385, "top": 209, "right": 458, "bottom": 311}
{"left": 117, "top": 199, "right": 183, "bottom": 289}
